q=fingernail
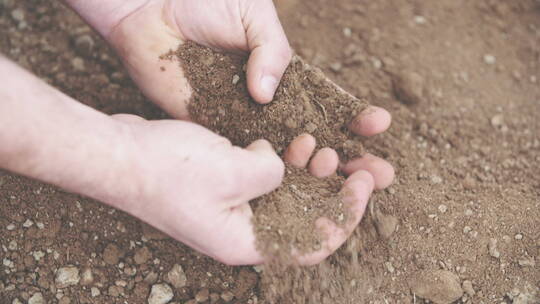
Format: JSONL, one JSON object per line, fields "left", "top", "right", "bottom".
{"left": 261, "top": 75, "right": 278, "bottom": 100}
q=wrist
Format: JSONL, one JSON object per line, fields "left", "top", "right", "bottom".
{"left": 64, "top": 0, "right": 150, "bottom": 38}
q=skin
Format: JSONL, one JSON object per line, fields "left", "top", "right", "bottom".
{"left": 0, "top": 0, "right": 395, "bottom": 265}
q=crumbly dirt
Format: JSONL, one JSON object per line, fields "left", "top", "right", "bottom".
{"left": 171, "top": 41, "right": 368, "bottom": 159}
{"left": 1, "top": 0, "right": 539, "bottom": 303}
{"left": 170, "top": 41, "right": 359, "bottom": 257}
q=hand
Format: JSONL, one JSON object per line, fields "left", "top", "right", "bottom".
{"left": 111, "top": 114, "right": 378, "bottom": 265}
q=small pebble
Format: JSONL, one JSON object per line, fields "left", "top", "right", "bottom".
{"left": 28, "top": 292, "right": 45, "bottom": 304}
{"left": 71, "top": 57, "right": 85, "bottom": 72}
{"left": 103, "top": 243, "right": 122, "bottom": 265}
{"left": 55, "top": 266, "right": 80, "bottom": 288}
{"left": 148, "top": 284, "right": 174, "bottom": 304}
{"left": 385, "top": 261, "right": 395, "bottom": 273}
{"left": 343, "top": 27, "right": 352, "bottom": 37}
{"left": 10, "top": 8, "right": 24, "bottom": 22}
{"left": 90, "top": 287, "right": 100, "bottom": 297}
{"left": 409, "top": 270, "right": 463, "bottom": 304}
{"left": 330, "top": 62, "right": 342, "bottom": 72}
{"left": 165, "top": 264, "right": 187, "bottom": 289}
{"left": 374, "top": 210, "right": 398, "bottom": 239}
{"left": 465, "top": 209, "right": 474, "bottom": 216}
{"left": 483, "top": 54, "right": 496, "bottom": 65}
{"left": 134, "top": 246, "right": 152, "bottom": 265}
{"left": 518, "top": 256, "right": 535, "bottom": 267}
{"left": 463, "top": 226, "right": 472, "bottom": 234}
{"left": 23, "top": 219, "right": 34, "bottom": 228}
{"left": 414, "top": 16, "right": 427, "bottom": 24}
{"left": 74, "top": 34, "right": 94, "bottom": 56}
{"left": 491, "top": 114, "right": 504, "bottom": 127}
{"left": 33, "top": 251, "right": 45, "bottom": 261}
{"left": 438, "top": 204, "right": 448, "bottom": 213}
{"left": 6, "top": 223, "right": 15, "bottom": 230}
{"left": 195, "top": 289, "right": 210, "bottom": 302}
{"left": 488, "top": 238, "right": 500, "bottom": 259}
{"left": 232, "top": 74, "right": 240, "bottom": 85}
{"left": 514, "top": 233, "right": 523, "bottom": 240}
{"left": 392, "top": 71, "right": 425, "bottom": 105}
{"left": 8, "top": 240, "right": 17, "bottom": 251}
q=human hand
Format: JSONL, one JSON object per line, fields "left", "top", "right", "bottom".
{"left": 108, "top": 114, "right": 381, "bottom": 265}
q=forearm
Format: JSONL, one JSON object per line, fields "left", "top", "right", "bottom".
{"left": 0, "top": 56, "right": 131, "bottom": 204}
{"left": 64, "top": 0, "right": 150, "bottom": 38}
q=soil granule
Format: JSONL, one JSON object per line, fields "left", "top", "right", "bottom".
{"left": 169, "top": 42, "right": 367, "bottom": 258}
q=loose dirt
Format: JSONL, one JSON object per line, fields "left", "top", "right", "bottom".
{"left": 0, "top": 0, "right": 539, "bottom": 303}
{"left": 169, "top": 41, "right": 365, "bottom": 257}
{"left": 172, "top": 41, "right": 368, "bottom": 159}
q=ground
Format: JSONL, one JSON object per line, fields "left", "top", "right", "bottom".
{"left": 0, "top": 0, "right": 538, "bottom": 303}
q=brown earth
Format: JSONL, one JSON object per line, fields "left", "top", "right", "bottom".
{"left": 1, "top": 0, "right": 539, "bottom": 304}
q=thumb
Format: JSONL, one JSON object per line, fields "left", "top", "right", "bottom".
{"left": 231, "top": 139, "right": 285, "bottom": 202}
{"left": 242, "top": 0, "right": 292, "bottom": 104}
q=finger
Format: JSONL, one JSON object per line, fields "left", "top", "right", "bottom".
{"left": 342, "top": 153, "right": 395, "bottom": 190}
{"left": 296, "top": 170, "right": 374, "bottom": 265}
{"left": 283, "top": 134, "right": 316, "bottom": 168}
{"left": 308, "top": 148, "right": 339, "bottom": 178}
{"left": 111, "top": 113, "right": 146, "bottom": 123}
{"left": 243, "top": 0, "right": 293, "bottom": 103}
{"left": 230, "top": 139, "right": 285, "bottom": 201}
{"left": 349, "top": 106, "right": 392, "bottom": 136}
{"left": 211, "top": 203, "right": 264, "bottom": 265}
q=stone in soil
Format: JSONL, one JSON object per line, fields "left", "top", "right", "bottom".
{"left": 374, "top": 209, "right": 398, "bottom": 239}
{"left": 409, "top": 270, "right": 463, "bottom": 304}
{"left": 134, "top": 246, "right": 152, "bottom": 265}
{"left": 103, "top": 243, "right": 122, "bottom": 265}
{"left": 80, "top": 267, "right": 94, "bottom": 286}
{"left": 55, "top": 266, "right": 80, "bottom": 288}
{"left": 28, "top": 292, "right": 45, "bottom": 304}
{"left": 148, "top": 283, "right": 174, "bottom": 304}
{"left": 165, "top": 264, "right": 187, "bottom": 289}
{"left": 195, "top": 288, "right": 209, "bottom": 302}
{"left": 392, "top": 70, "right": 425, "bottom": 105}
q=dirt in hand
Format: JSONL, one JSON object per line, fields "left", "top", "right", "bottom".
{"left": 172, "top": 41, "right": 368, "bottom": 159}
{"left": 170, "top": 42, "right": 367, "bottom": 258}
